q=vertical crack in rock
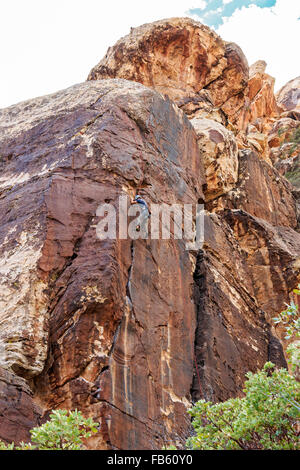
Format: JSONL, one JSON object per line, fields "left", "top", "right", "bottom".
{"left": 191, "top": 250, "right": 206, "bottom": 403}
{"left": 126, "top": 240, "right": 135, "bottom": 313}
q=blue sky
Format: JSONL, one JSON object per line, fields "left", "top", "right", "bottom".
{"left": 188, "top": 0, "right": 276, "bottom": 28}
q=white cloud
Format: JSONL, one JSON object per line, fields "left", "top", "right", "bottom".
{"left": 0, "top": 0, "right": 299, "bottom": 108}
{"left": 223, "top": 0, "right": 233, "bottom": 4}
{"left": 0, "top": 0, "right": 197, "bottom": 108}
{"left": 217, "top": 0, "right": 300, "bottom": 90}
{"left": 196, "top": 0, "right": 208, "bottom": 9}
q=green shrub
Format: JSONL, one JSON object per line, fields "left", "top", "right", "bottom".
{"left": 273, "top": 284, "right": 300, "bottom": 373}
{"left": 0, "top": 409, "right": 99, "bottom": 450}
{"left": 288, "top": 127, "right": 300, "bottom": 155}
{"left": 187, "top": 363, "right": 299, "bottom": 450}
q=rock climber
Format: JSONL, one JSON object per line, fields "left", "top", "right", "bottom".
{"left": 131, "top": 195, "right": 150, "bottom": 232}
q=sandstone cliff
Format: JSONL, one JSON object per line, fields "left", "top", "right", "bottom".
{"left": 0, "top": 17, "right": 299, "bottom": 449}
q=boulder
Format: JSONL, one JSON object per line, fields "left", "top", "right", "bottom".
{"left": 88, "top": 18, "right": 249, "bottom": 125}
{"left": 276, "top": 76, "right": 300, "bottom": 113}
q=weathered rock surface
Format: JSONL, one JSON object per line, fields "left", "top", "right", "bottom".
{"left": 192, "top": 210, "right": 295, "bottom": 402}
{"left": 0, "top": 17, "right": 300, "bottom": 450}
{"left": 87, "top": 19, "right": 289, "bottom": 168}
{"left": 0, "top": 367, "right": 41, "bottom": 445}
{"left": 88, "top": 18, "right": 249, "bottom": 126}
{"left": 268, "top": 117, "right": 299, "bottom": 157}
{"left": 191, "top": 117, "right": 238, "bottom": 200}
{"left": 267, "top": 77, "right": 300, "bottom": 191}
{"left": 0, "top": 79, "right": 204, "bottom": 449}
{"left": 243, "top": 64, "right": 278, "bottom": 127}
{"left": 207, "top": 149, "right": 298, "bottom": 228}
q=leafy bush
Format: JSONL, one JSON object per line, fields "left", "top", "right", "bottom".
{"left": 0, "top": 409, "right": 99, "bottom": 450}
{"left": 187, "top": 363, "right": 300, "bottom": 450}
{"left": 288, "top": 127, "right": 300, "bottom": 155}
{"left": 273, "top": 285, "right": 300, "bottom": 374}
{"left": 277, "top": 126, "right": 300, "bottom": 159}
{"left": 187, "top": 292, "right": 300, "bottom": 450}
{"left": 273, "top": 285, "right": 300, "bottom": 340}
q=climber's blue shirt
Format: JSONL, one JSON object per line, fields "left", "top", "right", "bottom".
{"left": 136, "top": 198, "right": 149, "bottom": 211}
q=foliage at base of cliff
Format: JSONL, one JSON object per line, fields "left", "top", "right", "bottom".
{"left": 187, "top": 363, "right": 300, "bottom": 450}
{"left": 0, "top": 409, "right": 99, "bottom": 450}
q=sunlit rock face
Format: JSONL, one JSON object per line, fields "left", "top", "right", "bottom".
{"left": 191, "top": 117, "right": 238, "bottom": 201}
{"left": 87, "top": 17, "right": 249, "bottom": 126}
{"left": 269, "top": 78, "right": 300, "bottom": 199}
{"left": 0, "top": 18, "right": 299, "bottom": 450}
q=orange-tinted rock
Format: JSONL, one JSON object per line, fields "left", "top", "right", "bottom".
{"left": 276, "top": 154, "right": 300, "bottom": 193}
{"left": 88, "top": 18, "right": 249, "bottom": 125}
{"left": 245, "top": 125, "right": 271, "bottom": 163}
{"left": 208, "top": 42, "right": 249, "bottom": 125}
{"left": 268, "top": 118, "right": 299, "bottom": 149}
{"left": 247, "top": 73, "right": 278, "bottom": 122}
{"left": 234, "top": 62, "right": 278, "bottom": 134}
{"left": 191, "top": 117, "right": 238, "bottom": 200}
{"left": 224, "top": 210, "right": 300, "bottom": 318}
{"left": 1, "top": 18, "right": 300, "bottom": 451}
{"left": 177, "top": 89, "right": 227, "bottom": 124}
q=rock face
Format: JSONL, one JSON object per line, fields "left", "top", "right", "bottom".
{"left": 207, "top": 149, "right": 297, "bottom": 228}
{"left": 268, "top": 81, "right": 300, "bottom": 197}
{"left": 192, "top": 210, "right": 295, "bottom": 402}
{"left": 88, "top": 18, "right": 249, "bottom": 126}
{"left": 191, "top": 117, "right": 238, "bottom": 201}
{"left": 0, "top": 17, "right": 300, "bottom": 450}
{"left": 241, "top": 62, "right": 278, "bottom": 128}
{"left": 0, "top": 367, "right": 41, "bottom": 445}
{"left": 0, "top": 80, "right": 204, "bottom": 449}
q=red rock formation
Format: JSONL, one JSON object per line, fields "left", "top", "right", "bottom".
{"left": 0, "top": 367, "right": 41, "bottom": 445}
{"left": 236, "top": 60, "right": 278, "bottom": 131}
{"left": 192, "top": 211, "right": 293, "bottom": 402}
{"left": 0, "top": 18, "right": 299, "bottom": 450}
{"left": 87, "top": 19, "right": 286, "bottom": 165}
{"left": 268, "top": 78, "right": 300, "bottom": 196}
{"left": 191, "top": 117, "right": 238, "bottom": 201}
{"left": 0, "top": 80, "right": 204, "bottom": 449}
{"left": 88, "top": 18, "right": 249, "bottom": 126}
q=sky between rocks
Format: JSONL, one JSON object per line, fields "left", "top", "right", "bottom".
{"left": 0, "top": 0, "right": 299, "bottom": 108}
